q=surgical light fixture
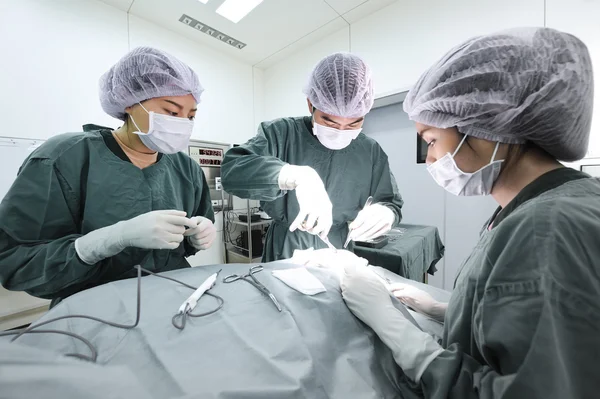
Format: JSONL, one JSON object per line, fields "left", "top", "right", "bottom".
{"left": 216, "top": 0, "right": 264, "bottom": 23}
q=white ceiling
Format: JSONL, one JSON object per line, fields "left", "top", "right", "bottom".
{"left": 97, "top": 0, "right": 398, "bottom": 68}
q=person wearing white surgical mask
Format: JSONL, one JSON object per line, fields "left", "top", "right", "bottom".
{"left": 222, "top": 53, "right": 403, "bottom": 262}
{"left": 422, "top": 130, "right": 506, "bottom": 197}
{"left": 341, "top": 28, "right": 600, "bottom": 398}
{"left": 0, "top": 47, "right": 216, "bottom": 307}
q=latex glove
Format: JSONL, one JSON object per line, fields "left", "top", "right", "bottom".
{"left": 389, "top": 283, "right": 447, "bottom": 322}
{"left": 349, "top": 204, "right": 395, "bottom": 242}
{"left": 278, "top": 164, "right": 333, "bottom": 238}
{"left": 75, "top": 210, "right": 195, "bottom": 265}
{"left": 341, "top": 263, "right": 443, "bottom": 382}
{"left": 183, "top": 216, "right": 216, "bottom": 250}
{"left": 286, "top": 248, "right": 369, "bottom": 284}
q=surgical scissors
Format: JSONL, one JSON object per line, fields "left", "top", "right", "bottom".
{"left": 223, "top": 265, "right": 282, "bottom": 312}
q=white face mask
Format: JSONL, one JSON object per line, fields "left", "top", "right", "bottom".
{"left": 130, "top": 103, "right": 194, "bottom": 154}
{"left": 427, "top": 135, "right": 503, "bottom": 196}
{"left": 312, "top": 120, "right": 362, "bottom": 150}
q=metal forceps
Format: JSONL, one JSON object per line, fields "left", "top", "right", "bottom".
{"left": 344, "top": 196, "right": 374, "bottom": 248}
{"left": 318, "top": 235, "right": 337, "bottom": 252}
{"left": 223, "top": 265, "right": 282, "bottom": 312}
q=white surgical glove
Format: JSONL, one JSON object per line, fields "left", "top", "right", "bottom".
{"left": 278, "top": 164, "right": 333, "bottom": 238}
{"left": 341, "top": 263, "right": 443, "bottom": 382}
{"left": 75, "top": 210, "right": 195, "bottom": 265}
{"left": 349, "top": 203, "right": 395, "bottom": 242}
{"left": 183, "top": 216, "right": 216, "bottom": 250}
{"left": 286, "top": 248, "right": 369, "bottom": 283}
{"left": 389, "top": 283, "right": 447, "bottom": 322}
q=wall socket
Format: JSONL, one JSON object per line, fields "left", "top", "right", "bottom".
{"left": 211, "top": 199, "right": 228, "bottom": 207}
{"left": 215, "top": 177, "right": 222, "bottom": 191}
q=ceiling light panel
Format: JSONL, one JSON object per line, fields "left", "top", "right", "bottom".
{"left": 216, "top": 0, "right": 264, "bottom": 23}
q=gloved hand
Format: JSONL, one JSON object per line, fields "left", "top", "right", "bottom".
{"left": 75, "top": 210, "right": 195, "bottom": 265}
{"left": 341, "top": 263, "right": 443, "bottom": 382}
{"left": 278, "top": 164, "right": 333, "bottom": 238}
{"left": 184, "top": 216, "right": 217, "bottom": 250}
{"left": 389, "top": 283, "right": 447, "bottom": 322}
{"left": 287, "top": 247, "right": 369, "bottom": 281}
{"left": 349, "top": 203, "right": 395, "bottom": 242}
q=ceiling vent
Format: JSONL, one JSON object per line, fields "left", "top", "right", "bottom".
{"left": 179, "top": 14, "right": 246, "bottom": 50}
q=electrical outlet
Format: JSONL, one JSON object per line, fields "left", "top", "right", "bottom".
{"left": 211, "top": 199, "right": 228, "bottom": 207}
{"left": 215, "top": 177, "right": 222, "bottom": 191}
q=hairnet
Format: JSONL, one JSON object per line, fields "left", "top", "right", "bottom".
{"left": 303, "top": 52, "right": 374, "bottom": 118}
{"left": 403, "top": 27, "right": 594, "bottom": 161}
{"left": 100, "top": 47, "right": 204, "bottom": 121}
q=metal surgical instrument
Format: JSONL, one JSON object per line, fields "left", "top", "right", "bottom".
{"left": 344, "top": 196, "right": 373, "bottom": 248}
{"left": 223, "top": 265, "right": 282, "bottom": 312}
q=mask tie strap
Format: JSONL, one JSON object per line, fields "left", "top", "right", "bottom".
{"left": 451, "top": 134, "right": 469, "bottom": 157}
{"left": 138, "top": 102, "right": 150, "bottom": 114}
{"left": 129, "top": 115, "right": 144, "bottom": 135}
{"left": 490, "top": 142, "right": 500, "bottom": 162}
{"left": 130, "top": 102, "right": 149, "bottom": 135}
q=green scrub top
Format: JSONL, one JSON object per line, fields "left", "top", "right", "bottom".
{"left": 221, "top": 116, "right": 404, "bottom": 262}
{"left": 420, "top": 168, "right": 600, "bottom": 398}
{"left": 0, "top": 129, "right": 214, "bottom": 305}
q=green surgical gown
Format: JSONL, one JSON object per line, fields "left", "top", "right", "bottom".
{"left": 420, "top": 168, "right": 600, "bottom": 398}
{"left": 0, "top": 130, "right": 214, "bottom": 304}
{"left": 221, "top": 116, "right": 403, "bottom": 262}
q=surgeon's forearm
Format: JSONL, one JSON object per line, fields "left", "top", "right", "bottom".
{"left": 0, "top": 232, "right": 96, "bottom": 299}
{"left": 221, "top": 154, "right": 287, "bottom": 201}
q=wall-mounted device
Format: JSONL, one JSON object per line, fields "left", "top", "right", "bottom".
{"left": 188, "top": 141, "right": 230, "bottom": 210}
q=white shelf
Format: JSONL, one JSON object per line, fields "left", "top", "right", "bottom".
{"left": 231, "top": 219, "right": 272, "bottom": 227}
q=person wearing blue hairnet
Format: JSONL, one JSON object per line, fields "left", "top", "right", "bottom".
{"left": 341, "top": 27, "right": 600, "bottom": 398}
{"left": 221, "top": 53, "right": 403, "bottom": 261}
{"left": 0, "top": 47, "right": 216, "bottom": 307}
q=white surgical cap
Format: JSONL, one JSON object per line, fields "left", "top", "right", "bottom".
{"left": 100, "top": 47, "right": 204, "bottom": 121}
{"left": 403, "top": 27, "right": 594, "bottom": 161}
{"left": 303, "top": 52, "right": 374, "bottom": 118}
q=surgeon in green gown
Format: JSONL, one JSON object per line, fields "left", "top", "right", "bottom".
{"left": 222, "top": 53, "right": 404, "bottom": 262}
{"left": 341, "top": 28, "right": 600, "bottom": 398}
{"left": 0, "top": 47, "right": 216, "bottom": 306}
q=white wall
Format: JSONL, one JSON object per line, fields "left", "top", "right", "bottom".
{"left": 252, "top": 67, "right": 266, "bottom": 134}
{"left": 0, "top": 0, "right": 129, "bottom": 137}
{"left": 259, "top": 0, "right": 600, "bottom": 289}
{"left": 0, "top": 0, "right": 256, "bottom": 146}
{"left": 351, "top": 0, "right": 545, "bottom": 96}
{"left": 263, "top": 27, "right": 350, "bottom": 121}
